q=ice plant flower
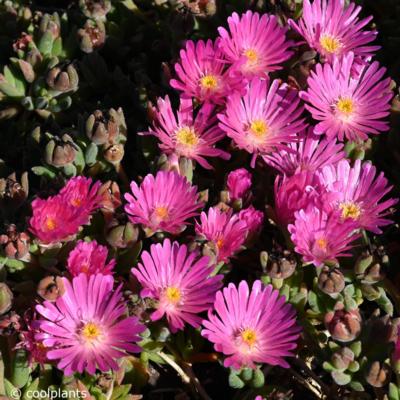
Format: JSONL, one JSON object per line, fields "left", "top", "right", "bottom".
{"left": 218, "top": 11, "right": 293, "bottom": 78}
{"left": 288, "top": 0, "right": 380, "bottom": 63}
{"left": 264, "top": 129, "right": 345, "bottom": 176}
{"left": 133, "top": 239, "right": 222, "bottom": 333}
{"left": 318, "top": 159, "right": 398, "bottom": 234}
{"left": 288, "top": 206, "right": 360, "bottom": 266}
{"left": 170, "top": 39, "right": 244, "bottom": 104}
{"left": 124, "top": 171, "right": 202, "bottom": 236}
{"left": 195, "top": 207, "right": 247, "bottom": 262}
{"left": 238, "top": 206, "right": 264, "bottom": 239}
{"left": 202, "top": 280, "right": 301, "bottom": 369}
{"left": 35, "top": 273, "right": 145, "bottom": 375}
{"left": 300, "top": 53, "right": 392, "bottom": 141}
{"left": 218, "top": 77, "right": 306, "bottom": 167}
{"left": 67, "top": 240, "right": 115, "bottom": 276}
{"left": 144, "top": 96, "right": 229, "bottom": 169}
{"left": 226, "top": 168, "right": 252, "bottom": 202}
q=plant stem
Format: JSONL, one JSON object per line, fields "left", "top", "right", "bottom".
{"left": 157, "top": 351, "right": 190, "bottom": 384}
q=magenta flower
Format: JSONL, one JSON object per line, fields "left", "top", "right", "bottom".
{"left": 202, "top": 280, "right": 301, "bottom": 369}
{"left": 124, "top": 171, "right": 202, "bottom": 236}
{"left": 144, "top": 96, "right": 229, "bottom": 169}
{"left": 133, "top": 239, "right": 222, "bottom": 333}
{"left": 238, "top": 206, "right": 264, "bottom": 240}
{"left": 218, "top": 77, "right": 306, "bottom": 167}
{"left": 288, "top": 206, "right": 360, "bottom": 266}
{"left": 300, "top": 53, "right": 392, "bottom": 141}
{"left": 195, "top": 207, "right": 247, "bottom": 263}
{"left": 218, "top": 11, "right": 293, "bottom": 78}
{"left": 289, "top": 0, "right": 380, "bottom": 63}
{"left": 226, "top": 168, "right": 252, "bottom": 202}
{"left": 67, "top": 240, "right": 115, "bottom": 276}
{"left": 35, "top": 274, "right": 145, "bottom": 375}
{"left": 264, "top": 128, "right": 345, "bottom": 176}
{"left": 318, "top": 159, "right": 398, "bottom": 234}
{"left": 170, "top": 39, "right": 244, "bottom": 104}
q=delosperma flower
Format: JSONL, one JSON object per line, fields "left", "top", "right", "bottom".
{"left": 238, "top": 206, "right": 264, "bottom": 239}
{"left": 202, "top": 280, "right": 301, "bottom": 369}
{"left": 124, "top": 171, "right": 202, "bottom": 236}
{"left": 144, "top": 96, "right": 229, "bottom": 169}
{"left": 67, "top": 240, "right": 115, "bottom": 276}
{"left": 218, "top": 11, "right": 293, "bottom": 78}
{"left": 195, "top": 207, "right": 247, "bottom": 262}
{"left": 133, "top": 239, "right": 222, "bottom": 332}
{"left": 288, "top": 206, "right": 360, "bottom": 266}
{"left": 300, "top": 53, "right": 393, "bottom": 141}
{"left": 170, "top": 39, "right": 244, "bottom": 104}
{"left": 318, "top": 159, "right": 398, "bottom": 234}
{"left": 218, "top": 77, "right": 306, "bottom": 167}
{"left": 35, "top": 274, "right": 145, "bottom": 375}
{"left": 288, "top": 0, "right": 380, "bottom": 63}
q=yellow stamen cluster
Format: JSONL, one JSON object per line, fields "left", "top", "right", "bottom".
{"left": 320, "top": 34, "right": 341, "bottom": 54}
{"left": 339, "top": 201, "right": 361, "bottom": 220}
{"left": 249, "top": 120, "right": 268, "bottom": 140}
{"left": 82, "top": 322, "right": 101, "bottom": 341}
{"left": 176, "top": 127, "right": 199, "bottom": 147}
{"left": 241, "top": 328, "right": 257, "bottom": 347}
{"left": 166, "top": 287, "right": 181, "bottom": 304}
{"left": 200, "top": 75, "right": 218, "bottom": 90}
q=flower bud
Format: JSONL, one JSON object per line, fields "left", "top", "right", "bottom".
{"left": 79, "top": 0, "right": 111, "bottom": 20}
{"left": 238, "top": 206, "right": 264, "bottom": 244}
{"left": 106, "top": 219, "right": 139, "bottom": 249}
{"left": 365, "top": 361, "right": 391, "bottom": 388}
{"left": 45, "top": 134, "right": 77, "bottom": 167}
{"left": 37, "top": 276, "right": 65, "bottom": 302}
{"left": 78, "top": 19, "right": 106, "bottom": 54}
{"left": 331, "top": 347, "right": 354, "bottom": 370}
{"left": 226, "top": 168, "right": 252, "bottom": 203}
{"left": 103, "top": 143, "right": 124, "bottom": 164}
{"left": 318, "top": 266, "right": 345, "bottom": 295}
{"left": 355, "top": 246, "right": 387, "bottom": 284}
{"left": 98, "top": 180, "right": 121, "bottom": 213}
{"left": 0, "top": 283, "right": 13, "bottom": 315}
{"left": 264, "top": 249, "right": 297, "bottom": 280}
{"left": 17, "top": 60, "right": 35, "bottom": 82}
{"left": 0, "top": 311, "right": 21, "bottom": 335}
{"left": 39, "top": 13, "right": 61, "bottom": 39}
{"left": 0, "top": 172, "right": 29, "bottom": 209}
{"left": 12, "top": 32, "right": 33, "bottom": 53}
{"left": 46, "top": 63, "right": 79, "bottom": 94}
{"left": 325, "top": 305, "right": 362, "bottom": 342}
{"left": 0, "top": 224, "right": 30, "bottom": 260}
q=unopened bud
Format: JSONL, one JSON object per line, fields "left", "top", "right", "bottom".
{"left": 0, "top": 225, "right": 30, "bottom": 260}
{"left": 331, "top": 347, "right": 354, "bottom": 370}
{"left": 79, "top": 0, "right": 111, "bottom": 19}
{"left": 0, "top": 172, "right": 29, "bottom": 209}
{"left": 0, "top": 283, "right": 13, "bottom": 315}
{"left": 355, "top": 247, "right": 387, "bottom": 284}
{"left": 45, "top": 134, "right": 77, "bottom": 167}
{"left": 264, "top": 249, "right": 296, "bottom": 280}
{"left": 318, "top": 266, "right": 345, "bottom": 295}
{"left": 106, "top": 219, "right": 139, "bottom": 249}
{"left": 365, "top": 361, "right": 391, "bottom": 388}
{"left": 325, "top": 305, "right": 362, "bottom": 342}
{"left": 37, "top": 276, "right": 65, "bottom": 302}
{"left": 78, "top": 19, "right": 106, "bottom": 53}
{"left": 46, "top": 63, "right": 79, "bottom": 94}
{"left": 98, "top": 180, "right": 121, "bottom": 213}
{"left": 103, "top": 143, "right": 124, "bottom": 164}
{"left": 39, "top": 13, "right": 61, "bottom": 39}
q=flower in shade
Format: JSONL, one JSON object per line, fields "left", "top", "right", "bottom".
{"left": 144, "top": 96, "right": 229, "bottom": 169}
{"left": 67, "top": 240, "right": 115, "bottom": 276}
{"left": 124, "top": 171, "right": 202, "bottom": 236}
{"left": 195, "top": 207, "right": 247, "bottom": 262}
{"left": 393, "top": 327, "right": 400, "bottom": 365}
{"left": 238, "top": 206, "right": 264, "bottom": 241}
{"left": 318, "top": 159, "right": 398, "bottom": 234}
{"left": 288, "top": 206, "right": 360, "bottom": 266}
{"left": 218, "top": 77, "right": 306, "bottom": 167}
{"left": 202, "top": 280, "right": 301, "bottom": 369}
{"left": 35, "top": 273, "right": 145, "bottom": 375}
{"left": 264, "top": 128, "right": 345, "bottom": 176}
{"left": 226, "top": 168, "right": 252, "bottom": 202}
{"left": 288, "top": 0, "right": 380, "bottom": 63}
{"left": 170, "top": 39, "right": 244, "bottom": 104}
{"left": 300, "top": 53, "right": 392, "bottom": 141}
{"left": 218, "top": 11, "right": 293, "bottom": 78}
{"left": 133, "top": 239, "right": 223, "bottom": 333}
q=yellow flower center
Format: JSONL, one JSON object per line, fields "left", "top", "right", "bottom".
{"left": 166, "top": 287, "right": 181, "bottom": 303}
{"left": 176, "top": 127, "right": 199, "bottom": 147}
{"left": 71, "top": 198, "right": 82, "bottom": 207}
{"left": 316, "top": 238, "right": 328, "bottom": 250}
{"left": 45, "top": 217, "right": 57, "bottom": 231}
{"left": 250, "top": 119, "right": 268, "bottom": 139}
{"left": 200, "top": 74, "right": 218, "bottom": 90}
{"left": 82, "top": 322, "right": 101, "bottom": 341}
{"left": 336, "top": 97, "right": 354, "bottom": 116}
{"left": 339, "top": 201, "right": 361, "bottom": 220}
{"left": 241, "top": 328, "right": 257, "bottom": 347}
{"left": 244, "top": 48, "right": 258, "bottom": 64}
{"left": 320, "top": 34, "right": 341, "bottom": 54}
{"left": 154, "top": 206, "right": 169, "bottom": 220}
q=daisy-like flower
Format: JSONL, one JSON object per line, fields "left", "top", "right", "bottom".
{"left": 144, "top": 96, "right": 229, "bottom": 169}
{"left": 35, "top": 273, "right": 145, "bottom": 375}
{"left": 202, "top": 280, "right": 301, "bottom": 369}
{"left": 218, "top": 77, "right": 306, "bottom": 167}
{"left": 226, "top": 168, "right": 252, "bottom": 202}
{"left": 195, "top": 207, "right": 247, "bottom": 262}
{"left": 288, "top": 0, "right": 380, "bottom": 63}
{"left": 133, "top": 239, "right": 222, "bottom": 333}
{"left": 218, "top": 11, "right": 293, "bottom": 78}
{"left": 318, "top": 159, "right": 398, "bottom": 234}
{"left": 300, "top": 53, "right": 392, "bottom": 141}
{"left": 124, "top": 171, "right": 202, "bottom": 236}
{"left": 264, "top": 128, "right": 345, "bottom": 176}
{"left": 170, "top": 39, "right": 244, "bottom": 104}
{"left": 288, "top": 206, "right": 360, "bottom": 266}
{"left": 67, "top": 240, "right": 115, "bottom": 276}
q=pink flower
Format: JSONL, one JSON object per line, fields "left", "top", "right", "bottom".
{"left": 226, "top": 168, "right": 252, "bottom": 202}
{"left": 218, "top": 77, "right": 306, "bottom": 167}
{"left": 124, "top": 171, "right": 202, "bottom": 236}
{"left": 393, "top": 327, "right": 400, "bottom": 363}
{"left": 288, "top": 206, "right": 360, "bottom": 266}
{"left": 318, "top": 159, "right": 398, "bottom": 234}
{"left": 144, "top": 96, "right": 229, "bottom": 169}
{"left": 35, "top": 274, "right": 145, "bottom": 375}
{"left": 170, "top": 39, "right": 244, "bottom": 104}
{"left": 300, "top": 53, "right": 393, "bottom": 141}
{"left": 195, "top": 207, "right": 247, "bottom": 263}
{"left": 289, "top": 0, "right": 380, "bottom": 63}
{"left": 238, "top": 206, "right": 264, "bottom": 240}
{"left": 133, "top": 239, "right": 222, "bottom": 333}
{"left": 264, "top": 128, "right": 345, "bottom": 176}
{"left": 202, "top": 280, "right": 301, "bottom": 369}
{"left": 67, "top": 240, "right": 115, "bottom": 276}
{"left": 218, "top": 11, "right": 293, "bottom": 78}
